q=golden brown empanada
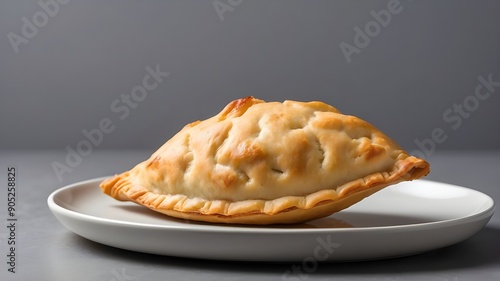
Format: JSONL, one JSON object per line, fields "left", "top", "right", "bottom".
{"left": 100, "top": 97, "right": 429, "bottom": 224}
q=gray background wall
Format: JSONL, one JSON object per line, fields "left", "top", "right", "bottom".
{"left": 1, "top": 0, "right": 499, "bottom": 154}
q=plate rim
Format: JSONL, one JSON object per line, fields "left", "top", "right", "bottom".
{"left": 47, "top": 177, "right": 496, "bottom": 234}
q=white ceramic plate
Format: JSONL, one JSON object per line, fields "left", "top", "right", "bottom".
{"left": 48, "top": 178, "right": 494, "bottom": 262}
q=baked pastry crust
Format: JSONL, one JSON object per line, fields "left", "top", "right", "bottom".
{"left": 100, "top": 97, "right": 430, "bottom": 224}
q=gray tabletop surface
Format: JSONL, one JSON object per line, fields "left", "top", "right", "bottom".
{"left": 0, "top": 150, "right": 499, "bottom": 281}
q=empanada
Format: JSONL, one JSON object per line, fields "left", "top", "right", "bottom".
{"left": 100, "top": 97, "right": 429, "bottom": 224}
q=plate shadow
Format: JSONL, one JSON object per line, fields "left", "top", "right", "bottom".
{"left": 67, "top": 226, "right": 500, "bottom": 275}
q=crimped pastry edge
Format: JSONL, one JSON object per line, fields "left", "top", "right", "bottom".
{"left": 100, "top": 155, "right": 429, "bottom": 225}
